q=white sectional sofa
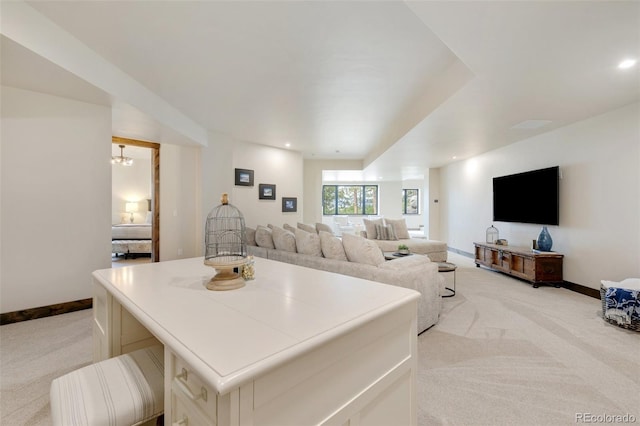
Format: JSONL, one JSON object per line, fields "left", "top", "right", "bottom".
{"left": 247, "top": 224, "right": 444, "bottom": 333}
{"left": 360, "top": 217, "right": 448, "bottom": 262}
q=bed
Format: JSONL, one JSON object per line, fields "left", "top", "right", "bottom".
{"left": 112, "top": 224, "right": 152, "bottom": 258}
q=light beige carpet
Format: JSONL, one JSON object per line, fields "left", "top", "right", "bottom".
{"left": 0, "top": 309, "right": 92, "bottom": 425}
{"left": 1, "top": 253, "right": 638, "bottom": 425}
{"left": 419, "top": 253, "right": 640, "bottom": 425}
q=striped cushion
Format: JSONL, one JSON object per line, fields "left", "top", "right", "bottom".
{"left": 50, "top": 346, "right": 164, "bottom": 426}
{"left": 375, "top": 224, "right": 398, "bottom": 241}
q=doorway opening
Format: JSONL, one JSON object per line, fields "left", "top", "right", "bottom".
{"left": 111, "top": 136, "right": 160, "bottom": 265}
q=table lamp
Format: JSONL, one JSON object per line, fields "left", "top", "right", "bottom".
{"left": 125, "top": 202, "right": 138, "bottom": 223}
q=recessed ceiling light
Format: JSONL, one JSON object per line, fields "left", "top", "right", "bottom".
{"left": 285, "top": 143, "right": 291, "bottom": 148}
{"left": 452, "top": 156, "right": 457, "bottom": 160}
{"left": 618, "top": 59, "right": 637, "bottom": 69}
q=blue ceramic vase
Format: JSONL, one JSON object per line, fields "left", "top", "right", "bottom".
{"left": 537, "top": 226, "right": 553, "bottom": 251}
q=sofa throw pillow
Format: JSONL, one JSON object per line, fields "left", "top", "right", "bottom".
{"left": 363, "top": 218, "right": 384, "bottom": 240}
{"left": 271, "top": 226, "right": 297, "bottom": 253}
{"left": 283, "top": 223, "right": 297, "bottom": 233}
{"left": 245, "top": 227, "right": 257, "bottom": 246}
{"left": 315, "top": 222, "right": 334, "bottom": 234}
{"left": 387, "top": 224, "right": 398, "bottom": 240}
{"left": 294, "top": 228, "right": 323, "bottom": 257}
{"left": 385, "top": 218, "right": 410, "bottom": 239}
{"left": 319, "top": 231, "right": 348, "bottom": 261}
{"left": 375, "top": 224, "right": 398, "bottom": 241}
{"left": 341, "top": 233, "right": 385, "bottom": 267}
{"left": 255, "top": 226, "right": 275, "bottom": 249}
{"left": 297, "top": 222, "right": 317, "bottom": 234}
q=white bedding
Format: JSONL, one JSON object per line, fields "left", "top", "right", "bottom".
{"left": 112, "top": 224, "right": 152, "bottom": 240}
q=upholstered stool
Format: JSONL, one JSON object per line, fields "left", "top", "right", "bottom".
{"left": 50, "top": 345, "right": 164, "bottom": 426}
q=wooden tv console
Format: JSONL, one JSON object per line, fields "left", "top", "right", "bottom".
{"left": 474, "top": 242, "right": 563, "bottom": 288}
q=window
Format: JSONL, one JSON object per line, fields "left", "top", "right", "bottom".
{"left": 323, "top": 185, "right": 378, "bottom": 215}
{"left": 402, "top": 189, "right": 419, "bottom": 214}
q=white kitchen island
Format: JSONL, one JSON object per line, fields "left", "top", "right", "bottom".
{"left": 92, "top": 256, "right": 419, "bottom": 426}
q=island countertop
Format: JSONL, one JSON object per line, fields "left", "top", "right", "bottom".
{"left": 92, "top": 256, "right": 419, "bottom": 395}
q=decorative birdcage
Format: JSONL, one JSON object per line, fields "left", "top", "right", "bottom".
{"left": 486, "top": 224, "right": 499, "bottom": 244}
{"left": 204, "top": 193, "right": 247, "bottom": 291}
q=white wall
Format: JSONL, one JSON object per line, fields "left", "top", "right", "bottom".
{"left": 1, "top": 86, "right": 112, "bottom": 313}
{"left": 112, "top": 157, "right": 151, "bottom": 224}
{"left": 427, "top": 168, "right": 441, "bottom": 240}
{"left": 440, "top": 102, "right": 640, "bottom": 289}
{"left": 1, "top": 86, "right": 204, "bottom": 312}
{"left": 231, "top": 142, "right": 304, "bottom": 228}
{"left": 200, "top": 135, "right": 304, "bottom": 244}
{"left": 378, "top": 181, "right": 402, "bottom": 221}
{"left": 199, "top": 130, "right": 234, "bottom": 255}
{"left": 159, "top": 143, "right": 200, "bottom": 261}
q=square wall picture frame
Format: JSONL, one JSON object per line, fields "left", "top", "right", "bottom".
{"left": 259, "top": 184, "right": 276, "bottom": 200}
{"left": 282, "top": 197, "right": 297, "bottom": 212}
{"left": 235, "top": 168, "right": 254, "bottom": 186}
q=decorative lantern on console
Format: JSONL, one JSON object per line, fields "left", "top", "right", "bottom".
{"left": 204, "top": 193, "right": 248, "bottom": 291}
{"left": 486, "top": 224, "right": 499, "bottom": 244}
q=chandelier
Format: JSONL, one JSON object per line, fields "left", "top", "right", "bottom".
{"left": 111, "top": 144, "right": 133, "bottom": 166}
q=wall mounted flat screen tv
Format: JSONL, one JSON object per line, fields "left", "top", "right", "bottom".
{"left": 493, "top": 166, "right": 559, "bottom": 225}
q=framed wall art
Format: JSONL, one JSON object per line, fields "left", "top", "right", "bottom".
{"left": 259, "top": 184, "right": 276, "bottom": 200}
{"left": 235, "top": 168, "right": 254, "bottom": 186}
{"left": 282, "top": 197, "right": 297, "bottom": 212}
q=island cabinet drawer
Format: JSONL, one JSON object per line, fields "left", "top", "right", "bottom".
{"left": 173, "top": 389, "right": 214, "bottom": 426}
{"left": 171, "top": 354, "right": 217, "bottom": 423}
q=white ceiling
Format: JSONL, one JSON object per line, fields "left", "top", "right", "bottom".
{"left": 2, "top": 1, "right": 639, "bottom": 181}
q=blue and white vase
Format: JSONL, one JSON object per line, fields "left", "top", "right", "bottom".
{"left": 537, "top": 226, "right": 553, "bottom": 251}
